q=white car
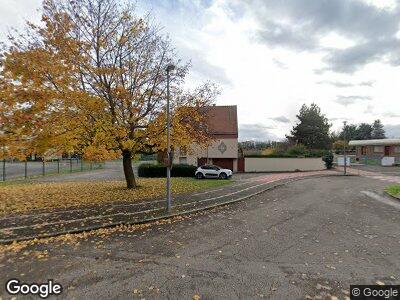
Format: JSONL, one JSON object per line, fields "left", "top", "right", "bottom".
{"left": 195, "top": 165, "right": 232, "bottom": 179}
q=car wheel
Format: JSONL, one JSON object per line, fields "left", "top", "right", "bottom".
{"left": 196, "top": 172, "right": 204, "bottom": 179}
{"left": 219, "top": 172, "right": 227, "bottom": 179}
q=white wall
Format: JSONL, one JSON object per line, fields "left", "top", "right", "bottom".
{"left": 244, "top": 157, "right": 325, "bottom": 172}
{"left": 173, "top": 138, "right": 238, "bottom": 166}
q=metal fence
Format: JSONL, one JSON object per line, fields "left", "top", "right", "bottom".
{"left": 0, "top": 159, "right": 103, "bottom": 181}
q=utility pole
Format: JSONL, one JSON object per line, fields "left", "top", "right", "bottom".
{"left": 343, "top": 121, "right": 347, "bottom": 175}
{"left": 166, "top": 64, "right": 175, "bottom": 213}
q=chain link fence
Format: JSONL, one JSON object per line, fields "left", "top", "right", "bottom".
{"left": 0, "top": 159, "right": 103, "bottom": 181}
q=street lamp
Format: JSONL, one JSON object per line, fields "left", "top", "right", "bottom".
{"left": 343, "top": 121, "right": 347, "bottom": 175}
{"left": 166, "top": 64, "right": 175, "bottom": 212}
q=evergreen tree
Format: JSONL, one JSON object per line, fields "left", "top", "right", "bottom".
{"left": 371, "top": 119, "right": 386, "bottom": 139}
{"left": 355, "top": 123, "right": 373, "bottom": 140}
{"left": 287, "top": 103, "right": 331, "bottom": 149}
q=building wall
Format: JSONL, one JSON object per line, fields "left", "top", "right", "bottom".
{"left": 355, "top": 145, "right": 400, "bottom": 162}
{"left": 173, "top": 138, "right": 239, "bottom": 171}
{"left": 244, "top": 157, "right": 325, "bottom": 172}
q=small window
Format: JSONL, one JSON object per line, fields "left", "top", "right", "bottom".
{"left": 374, "top": 146, "right": 384, "bottom": 153}
{"left": 361, "top": 146, "right": 367, "bottom": 155}
{"left": 179, "top": 157, "right": 187, "bottom": 164}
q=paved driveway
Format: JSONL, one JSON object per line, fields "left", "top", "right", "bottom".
{"left": 1, "top": 175, "right": 400, "bottom": 299}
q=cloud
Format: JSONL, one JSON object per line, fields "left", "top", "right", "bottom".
{"left": 364, "top": 105, "right": 374, "bottom": 114}
{"left": 317, "top": 80, "right": 375, "bottom": 88}
{"left": 329, "top": 117, "right": 351, "bottom": 121}
{"left": 334, "top": 95, "right": 372, "bottom": 106}
{"left": 239, "top": 123, "right": 280, "bottom": 141}
{"left": 384, "top": 125, "right": 400, "bottom": 138}
{"left": 322, "top": 39, "right": 400, "bottom": 73}
{"left": 382, "top": 112, "right": 400, "bottom": 118}
{"left": 272, "top": 58, "right": 288, "bottom": 69}
{"left": 237, "top": 0, "right": 400, "bottom": 73}
{"left": 270, "top": 116, "right": 291, "bottom": 123}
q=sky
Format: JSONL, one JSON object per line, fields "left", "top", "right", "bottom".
{"left": 1, "top": 0, "right": 400, "bottom": 141}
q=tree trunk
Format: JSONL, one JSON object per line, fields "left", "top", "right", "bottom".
{"left": 122, "top": 150, "right": 136, "bottom": 189}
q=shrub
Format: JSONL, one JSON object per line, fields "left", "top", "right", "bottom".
{"left": 245, "top": 148, "right": 328, "bottom": 158}
{"left": 138, "top": 163, "right": 197, "bottom": 178}
{"left": 286, "top": 144, "right": 308, "bottom": 157}
{"left": 322, "top": 151, "right": 334, "bottom": 169}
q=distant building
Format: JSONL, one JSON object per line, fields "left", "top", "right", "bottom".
{"left": 349, "top": 139, "right": 400, "bottom": 163}
{"left": 174, "top": 105, "right": 239, "bottom": 171}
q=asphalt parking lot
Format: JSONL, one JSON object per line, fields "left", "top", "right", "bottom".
{"left": 1, "top": 175, "right": 399, "bottom": 299}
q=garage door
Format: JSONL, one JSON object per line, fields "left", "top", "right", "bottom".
{"left": 212, "top": 158, "right": 233, "bottom": 170}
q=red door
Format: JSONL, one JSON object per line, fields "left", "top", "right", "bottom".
{"left": 237, "top": 158, "right": 245, "bottom": 172}
{"left": 384, "top": 146, "right": 391, "bottom": 156}
{"left": 211, "top": 158, "right": 233, "bottom": 170}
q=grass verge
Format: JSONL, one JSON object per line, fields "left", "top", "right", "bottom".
{"left": 0, "top": 178, "right": 231, "bottom": 216}
{"left": 385, "top": 184, "right": 400, "bottom": 199}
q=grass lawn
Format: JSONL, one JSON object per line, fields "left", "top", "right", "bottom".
{"left": 0, "top": 178, "right": 231, "bottom": 216}
{"left": 385, "top": 184, "right": 400, "bottom": 198}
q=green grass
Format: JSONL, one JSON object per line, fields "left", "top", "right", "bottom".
{"left": 385, "top": 185, "right": 400, "bottom": 198}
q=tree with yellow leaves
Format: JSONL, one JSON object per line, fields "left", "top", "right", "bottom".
{"left": 0, "top": 0, "right": 219, "bottom": 188}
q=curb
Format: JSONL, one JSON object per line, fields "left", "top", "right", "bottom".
{"left": 384, "top": 191, "right": 400, "bottom": 201}
{"left": 0, "top": 173, "right": 347, "bottom": 244}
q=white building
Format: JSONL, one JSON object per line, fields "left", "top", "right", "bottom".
{"left": 174, "top": 105, "right": 239, "bottom": 171}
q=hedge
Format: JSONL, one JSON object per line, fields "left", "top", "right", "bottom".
{"left": 138, "top": 163, "right": 197, "bottom": 178}
{"left": 245, "top": 149, "right": 329, "bottom": 158}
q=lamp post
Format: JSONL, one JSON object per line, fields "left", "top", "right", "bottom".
{"left": 343, "top": 121, "right": 347, "bottom": 175}
{"left": 166, "top": 64, "right": 175, "bottom": 212}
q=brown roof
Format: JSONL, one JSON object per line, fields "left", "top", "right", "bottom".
{"left": 204, "top": 105, "right": 238, "bottom": 137}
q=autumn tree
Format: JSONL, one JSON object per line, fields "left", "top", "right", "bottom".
{"left": 0, "top": 0, "right": 218, "bottom": 188}
{"left": 287, "top": 103, "right": 331, "bottom": 149}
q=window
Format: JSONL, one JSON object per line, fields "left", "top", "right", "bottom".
{"left": 374, "top": 146, "right": 384, "bottom": 153}
{"left": 179, "top": 157, "right": 187, "bottom": 164}
{"left": 361, "top": 146, "right": 367, "bottom": 155}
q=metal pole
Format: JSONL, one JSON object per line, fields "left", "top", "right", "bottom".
{"left": 24, "top": 160, "right": 27, "bottom": 179}
{"left": 70, "top": 158, "right": 72, "bottom": 173}
{"left": 166, "top": 64, "right": 175, "bottom": 213}
{"left": 343, "top": 121, "right": 347, "bottom": 175}
{"left": 42, "top": 158, "right": 45, "bottom": 176}
{"left": 57, "top": 159, "right": 60, "bottom": 174}
{"left": 2, "top": 159, "right": 5, "bottom": 181}
{"left": 81, "top": 159, "right": 83, "bottom": 171}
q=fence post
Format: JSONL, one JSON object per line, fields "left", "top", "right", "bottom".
{"left": 57, "top": 159, "right": 60, "bottom": 174}
{"left": 42, "top": 159, "right": 45, "bottom": 176}
{"left": 70, "top": 159, "right": 72, "bottom": 173}
{"left": 24, "top": 161, "right": 28, "bottom": 179}
{"left": 2, "top": 159, "right": 5, "bottom": 181}
{"left": 80, "top": 159, "right": 83, "bottom": 171}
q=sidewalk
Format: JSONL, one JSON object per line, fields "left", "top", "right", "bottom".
{"left": 0, "top": 170, "right": 339, "bottom": 243}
